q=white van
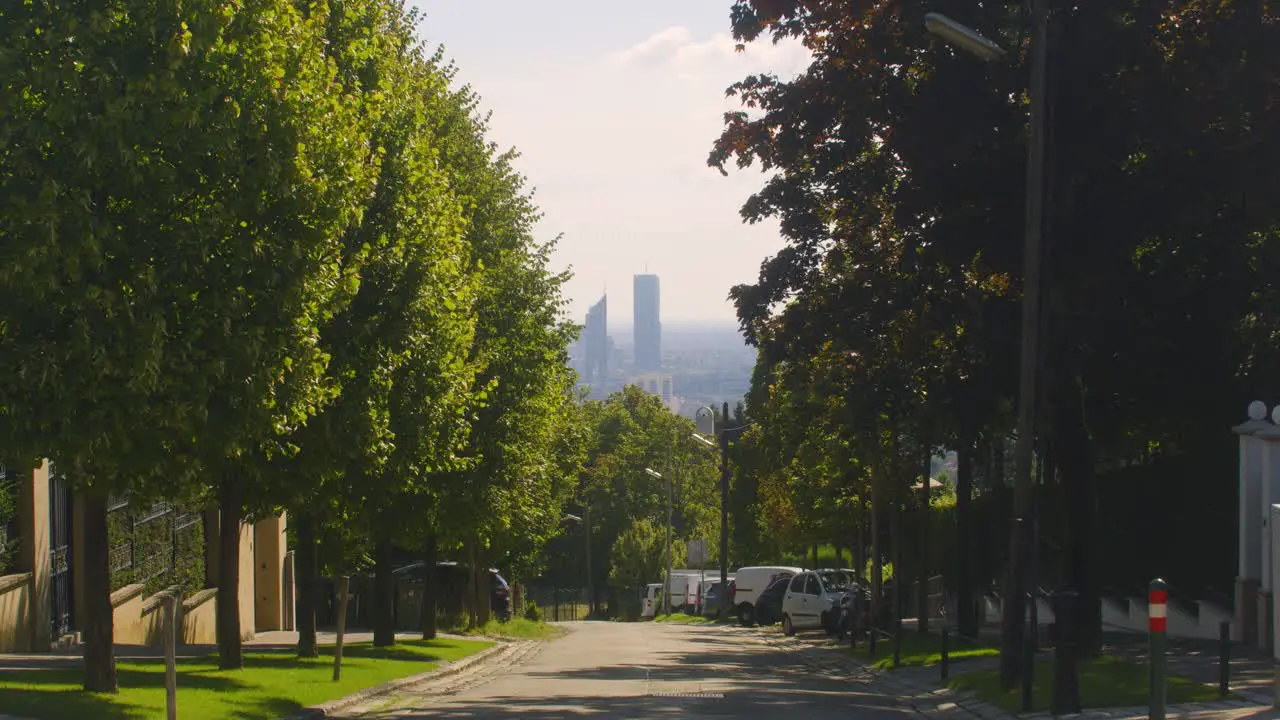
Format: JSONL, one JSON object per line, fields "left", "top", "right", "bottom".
{"left": 641, "top": 583, "right": 663, "bottom": 618}
{"left": 731, "top": 566, "right": 803, "bottom": 626}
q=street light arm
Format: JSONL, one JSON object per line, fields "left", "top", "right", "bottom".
{"left": 924, "top": 12, "right": 1007, "bottom": 62}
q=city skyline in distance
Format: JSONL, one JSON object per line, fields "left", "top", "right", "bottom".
{"left": 411, "top": 1, "right": 811, "bottom": 326}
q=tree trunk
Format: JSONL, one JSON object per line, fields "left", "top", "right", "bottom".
{"left": 473, "top": 541, "right": 491, "bottom": 627}
{"left": 916, "top": 445, "right": 931, "bottom": 634}
{"left": 217, "top": 477, "right": 243, "bottom": 669}
{"left": 1057, "top": 382, "right": 1101, "bottom": 656}
{"left": 870, "top": 470, "right": 883, "bottom": 630}
{"left": 373, "top": 533, "right": 395, "bottom": 647}
{"left": 956, "top": 443, "right": 978, "bottom": 639}
{"left": 890, "top": 480, "right": 903, "bottom": 635}
{"left": 422, "top": 533, "right": 438, "bottom": 640}
{"left": 82, "top": 489, "right": 117, "bottom": 692}
{"left": 296, "top": 511, "right": 318, "bottom": 658}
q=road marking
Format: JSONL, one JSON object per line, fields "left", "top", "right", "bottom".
{"left": 650, "top": 691, "right": 726, "bottom": 699}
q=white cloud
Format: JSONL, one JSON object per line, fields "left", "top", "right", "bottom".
{"left": 610, "top": 25, "right": 812, "bottom": 81}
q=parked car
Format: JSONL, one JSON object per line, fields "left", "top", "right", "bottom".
{"left": 781, "top": 568, "right": 854, "bottom": 636}
{"left": 698, "top": 578, "right": 734, "bottom": 617}
{"left": 641, "top": 583, "right": 663, "bottom": 618}
{"left": 390, "top": 561, "right": 513, "bottom": 623}
{"left": 731, "top": 566, "right": 802, "bottom": 626}
{"left": 753, "top": 576, "right": 791, "bottom": 626}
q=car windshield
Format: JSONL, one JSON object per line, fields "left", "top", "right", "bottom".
{"left": 818, "top": 570, "right": 851, "bottom": 592}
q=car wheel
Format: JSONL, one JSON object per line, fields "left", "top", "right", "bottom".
{"left": 738, "top": 604, "right": 755, "bottom": 627}
{"left": 783, "top": 614, "right": 795, "bottom": 636}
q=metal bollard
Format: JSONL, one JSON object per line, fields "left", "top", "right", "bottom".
{"left": 1220, "top": 619, "right": 1231, "bottom": 699}
{"left": 893, "top": 630, "right": 902, "bottom": 669}
{"left": 1149, "top": 579, "right": 1169, "bottom": 720}
{"left": 940, "top": 628, "right": 950, "bottom": 682}
{"left": 869, "top": 625, "right": 877, "bottom": 658}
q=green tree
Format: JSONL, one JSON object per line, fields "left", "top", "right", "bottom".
{"left": 0, "top": 0, "right": 376, "bottom": 688}
{"left": 716, "top": 0, "right": 1280, "bottom": 687}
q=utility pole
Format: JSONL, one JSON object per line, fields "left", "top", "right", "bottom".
{"left": 584, "top": 502, "right": 593, "bottom": 617}
{"left": 665, "top": 461, "right": 673, "bottom": 617}
{"left": 1000, "top": 0, "right": 1049, "bottom": 691}
{"left": 719, "top": 401, "right": 730, "bottom": 598}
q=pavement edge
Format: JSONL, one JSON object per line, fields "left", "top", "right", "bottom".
{"left": 281, "top": 640, "right": 513, "bottom": 719}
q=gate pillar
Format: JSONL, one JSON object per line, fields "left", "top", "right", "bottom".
{"left": 17, "top": 460, "right": 51, "bottom": 652}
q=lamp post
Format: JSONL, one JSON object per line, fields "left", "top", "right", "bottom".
{"left": 646, "top": 467, "right": 671, "bottom": 616}
{"left": 561, "top": 512, "right": 590, "bottom": 618}
{"left": 693, "top": 403, "right": 752, "bottom": 615}
{"left": 924, "top": 3, "right": 1052, "bottom": 699}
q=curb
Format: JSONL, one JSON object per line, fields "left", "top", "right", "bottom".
{"left": 281, "top": 641, "right": 512, "bottom": 719}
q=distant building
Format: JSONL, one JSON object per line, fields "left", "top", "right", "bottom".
{"left": 633, "top": 274, "right": 661, "bottom": 371}
{"left": 583, "top": 295, "right": 608, "bottom": 385}
{"left": 629, "top": 372, "right": 679, "bottom": 413}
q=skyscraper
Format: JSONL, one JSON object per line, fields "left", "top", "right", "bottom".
{"left": 583, "top": 294, "right": 608, "bottom": 384}
{"left": 633, "top": 274, "right": 661, "bottom": 371}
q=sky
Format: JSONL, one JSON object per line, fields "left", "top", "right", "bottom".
{"left": 410, "top": 1, "right": 810, "bottom": 327}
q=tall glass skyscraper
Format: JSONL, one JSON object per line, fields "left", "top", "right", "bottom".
{"left": 583, "top": 295, "right": 608, "bottom": 383}
{"left": 633, "top": 274, "right": 661, "bottom": 371}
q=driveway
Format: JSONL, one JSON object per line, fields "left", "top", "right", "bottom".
{"left": 343, "top": 621, "right": 917, "bottom": 719}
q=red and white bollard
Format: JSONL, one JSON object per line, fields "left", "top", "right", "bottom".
{"left": 1149, "top": 579, "right": 1168, "bottom": 720}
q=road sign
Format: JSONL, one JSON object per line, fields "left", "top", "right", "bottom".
{"left": 687, "top": 539, "right": 708, "bottom": 566}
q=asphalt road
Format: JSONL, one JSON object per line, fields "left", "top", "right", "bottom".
{"left": 352, "top": 621, "right": 918, "bottom": 719}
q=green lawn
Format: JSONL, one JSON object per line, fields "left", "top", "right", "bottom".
{"left": 654, "top": 613, "right": 712, "bottom": 625}
{"left": 948, "top": 655, "right": 1222, "bottom": 713}
{"left": 853, "top": 630, "right": 999, "bottom": 669}
{"left": 0, "top": 638, "right": 491, "bottom": 720}
{"left": 456, "top": 618, "right": 565, "bottom": 640}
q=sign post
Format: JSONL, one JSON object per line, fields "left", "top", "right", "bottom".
{"left": 1149, "top": 578, "right": 1169, "bottom": 720}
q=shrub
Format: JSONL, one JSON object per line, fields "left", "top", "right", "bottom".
{"left": 524, "top": 600, "right": 542, "bottom": 622}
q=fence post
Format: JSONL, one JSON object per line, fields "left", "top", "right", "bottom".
{"left": 163, "top": 593, "right": 178, "bottom": 720}
{"left": 940, "top": 628, "right": 950, "bottom": 682}
{"left": 333, "top": 575, "right": 350, "bottom": 682}
{"left": 868, "top": 624, "right": 877, "bottom": 659}
{"left": 893, "top": 629, "right": 901, "bottom": 669}
{"left": 1220, "top": 619, "right": 1231, "bottom": 699}
{"left": 1149, "top": 578, "right": 1169, "bottom": 720}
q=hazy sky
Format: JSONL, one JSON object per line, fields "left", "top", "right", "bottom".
{"left": 411, "top": 1, "right": 810, "bottom": 327}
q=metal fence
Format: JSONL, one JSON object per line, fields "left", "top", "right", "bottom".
{"left": 0, "top": 466, "right": 16, "bottom": 574}
{"left": 107, "top": 496, "right": 205, "bottom": 596}
{"left": 526, "top": 586, "right": 589, "bottom": 622}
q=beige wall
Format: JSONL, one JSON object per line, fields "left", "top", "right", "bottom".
{"left": 238, "top": 522, "right": 256, "bottom": 641}
{"left": 110, "top": 584, "right": 146, "bottom": 645}
{"left": 18, "top": 462, "right": 51, "bottom": 651}
{"left": 182, "top": 589, "right": 217, "bottom": 644}
{"left": 1, "top": 460, "right": 288, "bottom": 649}
{"left": 254, "top": 513, "right": 287, "bottom": 632}
{"left": 0, "top": 574, "right": 32, "bottom": 652}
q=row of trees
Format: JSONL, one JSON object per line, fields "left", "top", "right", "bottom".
{"left": 713, "top": 0, "right": 1280, "bottom": 687}
{"left": 0, "top": 0, "right": 580, "bottom": 692}
{"left": 541, "top": 387, "right": 722, "bottom": 617}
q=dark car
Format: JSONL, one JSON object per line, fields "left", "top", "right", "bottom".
{"left": 700, "top": 581, "right": 730, "bottom": 617}
{"left": 392, "top": 561, "right": 513, "bottom": 623}
{"left": 753, "top": 576, "right": 792, "bottom": 626}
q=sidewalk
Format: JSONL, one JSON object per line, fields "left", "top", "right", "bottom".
{"left": 736, "top": 624, "right": 1278, "bottom": 720}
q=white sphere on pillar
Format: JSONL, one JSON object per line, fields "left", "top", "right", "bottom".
{"left": 1272, "top": 406, "right": 1280, "bottom": 425}
{"left": 1250, "top": 400, "right": 1268, "bottom": 421}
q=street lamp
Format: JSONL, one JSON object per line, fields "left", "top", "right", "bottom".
{"left": 558, "top": 507, "right": 591, "bottom": 614}
{"left": 924, "top": 3, "right": 1066, "bottom": 710}
{"left": 645, "top": 467, "right": 672, "bottom": 616}
{"left": 923, "top": 13, "right": 1006, "bottom": 62}
{"left": 693, "top": 403, "right": 753, "bottom": 615}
